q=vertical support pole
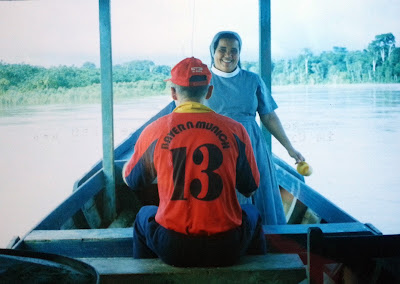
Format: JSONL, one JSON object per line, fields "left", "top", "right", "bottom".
{"left": 99, "top": 0, "right": 116, "bottom": 223}
{"left": 259, "top": 0, "right": 272, "bottom": 152}
{"left": 307, "top": 227, "right": 324, "bottom": 284}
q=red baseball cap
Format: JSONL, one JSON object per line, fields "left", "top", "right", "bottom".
{"left": 166, "top": 57, "right": 212, "bottom": 87}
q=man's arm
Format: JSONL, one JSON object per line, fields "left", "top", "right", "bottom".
{"left": 123, "top": 139, "right": 157, "bottom": 190}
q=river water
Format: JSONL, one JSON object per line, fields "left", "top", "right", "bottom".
{"left": 1, "top": 84, "right": 399, "bottom": 247}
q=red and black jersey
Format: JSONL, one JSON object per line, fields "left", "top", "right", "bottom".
{"left": 124, "top": 102, "right": 259, "bottom": 235}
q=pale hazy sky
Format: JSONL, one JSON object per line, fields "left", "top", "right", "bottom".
{"left": 0, "top": 0, "right": 399, "bottom": 67}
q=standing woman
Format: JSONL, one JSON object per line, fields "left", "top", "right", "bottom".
{"left": 205, "top": 31, "right": 305, "bottom": 225}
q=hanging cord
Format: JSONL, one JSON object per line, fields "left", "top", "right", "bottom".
{"left": 191, "top": 0, "right": 196, "bottom": 56}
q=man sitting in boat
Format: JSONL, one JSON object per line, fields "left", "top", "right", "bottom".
{"left": 123, "top": 57, "right": 266, "bottom": 267}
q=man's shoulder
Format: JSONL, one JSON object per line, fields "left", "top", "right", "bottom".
{"left": 149, "top": 113, "right": 173, "bottom": 127}
{"left": 140, "top": 114, "right": 171, "bottom": 137}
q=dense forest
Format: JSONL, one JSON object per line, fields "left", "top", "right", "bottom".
{"left": 252, "top": 33, "right": 399, "bottom": 85}
{"left": 0, "top": 33, "right": 399, "bottom": 106}
{"left": 0, "top": 60, "right": 171, "bottom": 105}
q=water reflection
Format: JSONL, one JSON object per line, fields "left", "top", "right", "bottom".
{"left": 273, "top": 85, "right": 400, "bottom": 235}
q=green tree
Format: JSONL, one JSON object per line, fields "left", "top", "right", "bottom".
{"left": 389, "top": 47, "right": 400, "bottom": 81}
{"left": 82, "top": 62, "right": 97, "bottom": 69}
{"left": 300, "top": 48, "right": 313, "bottom": 79}
{"left": 368, "top": 33, "right": 396, "bottom": 80}
{"left": 345, "top": 50, "right": 371, "bottom": 83}
{"left": 151, "top": 65, "right": 171, "bottom": 76}
{"left": 368, "top": 33, "right": 395, "bottom": 63}
{"left": 0, "top": 63, "right": 44, "bottom": 90}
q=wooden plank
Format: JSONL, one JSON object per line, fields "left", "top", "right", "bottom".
{"left": 6, "top": 236, "right": 20, "bottom": 249}
{"left": 25, "top": 228, "right": 131, "bottom": 241}
{"left": 264, "top": 222, "right": 379, "bottom": 254}
{"left": 302, "top": 208, "right": 322, "bottom": 224}
{"left": 99, "top": 0, "right": 117, "bottom": 225}
{"left": 264, "top": 222, "right": 377, "bottom": 235}
{"left": 307, "top": 227, "right": 400, "bottom": 284}
{"left": 82, "top": 198, "right": 102, "bottom": 229}
{"left": 60, "top": 218, "right": 77, "bottom": 230}
{"left": 20, "top": 222, "right": 377, "bottom": 258}
{"left": 259, "top": 0, "right": 273, "bottom": 151}
{"left": 34, "top": 170, "right": 105, "bottom": 230}
{"left": 79, "top": 254, "right": 306, "bottom": 284}
{"left": 286, "top": 197, "right": 308, "bottom": 224}
{"left": 22, "top": 228, "right": 133, "bottom": 258}
{"left": 273, "top": 154, "right": 304, "bottom": 182}
{"left": 309, "top": 228, "right": 400, "bottom": 259}
{"left": 72, "top": 209, "right": 91, "bottom": 229}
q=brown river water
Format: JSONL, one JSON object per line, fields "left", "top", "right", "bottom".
{"left": 1, "top": 84, "right": 399, "bottom": 247}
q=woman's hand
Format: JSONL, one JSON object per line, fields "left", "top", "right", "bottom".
{"left": 287, "top": 148, "right": 305, "bottom": 164}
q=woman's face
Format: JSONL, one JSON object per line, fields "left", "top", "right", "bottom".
{"left": 213, "top": 38, "right": 240, "bottom": 73}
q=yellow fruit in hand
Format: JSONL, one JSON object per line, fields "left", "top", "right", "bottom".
{"left": 297, "top": 161, "right": 312, "bottom": 176}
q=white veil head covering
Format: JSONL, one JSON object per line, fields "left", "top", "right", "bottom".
{"left": 209, "top": 31, "right": 242, "bottom": 68}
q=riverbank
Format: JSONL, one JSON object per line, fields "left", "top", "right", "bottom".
{"left": 273, "top": 83, "right": 400, "bottom": 92}
{"left": 0, "top": 81, "right": 169, "bottom": 107}
{"left": 2, "top": 83, "right": 400, "bottom": 108}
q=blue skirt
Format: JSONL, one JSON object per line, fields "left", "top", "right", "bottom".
{"left": 234, "top": 116, "right": 286, "bottom": 225}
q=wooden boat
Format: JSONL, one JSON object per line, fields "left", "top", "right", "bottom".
{"left": 6, "top": 99, "right": 399, "bottom": 283}
{"left": 4, "top": 1, "right": 400, "bottom": 283}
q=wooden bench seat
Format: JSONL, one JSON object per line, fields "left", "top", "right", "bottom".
{"left": 20, "top": 223, "right": 378, "bottom": 258}
{"left": 78, "top": 254, "right": 306, "bottom": 284}
{"left": 17, "top": 223, "right": 380, "bottom": 283}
